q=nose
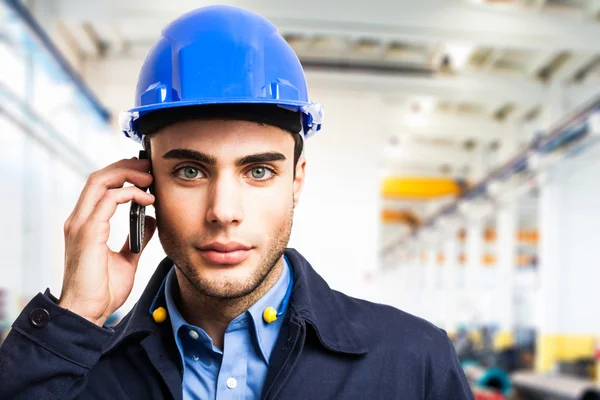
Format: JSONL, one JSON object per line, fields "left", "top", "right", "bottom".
{"left": 205, "top": 174, "right": 244, "bottom": 226}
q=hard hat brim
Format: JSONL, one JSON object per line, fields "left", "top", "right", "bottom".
{"left": 120, "top": 99, "right": 323, "bottom": 143}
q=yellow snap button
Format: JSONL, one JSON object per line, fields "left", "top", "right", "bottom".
{"left": 263, "top": 306, "right": 277, "bottom": 324}
{"left": 152, "top": 307, "right": 167, "bottom": 323}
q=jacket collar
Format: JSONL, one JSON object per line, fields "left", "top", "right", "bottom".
{"left": 103, "top": 257, "right": 175, "bottom": 354}
{"left": 104, "top": 249, "right": 368, "bottom": 356}
{"left": 284, "top": 249, "right": 368, "bottom": 355}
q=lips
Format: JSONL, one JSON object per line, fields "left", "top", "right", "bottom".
{"left": 197, "top": 242, "right": 253, "bottom": 265}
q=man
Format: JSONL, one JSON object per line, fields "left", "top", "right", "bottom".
{"left": 0, "top": 5, "right": 473, "bottom": 399}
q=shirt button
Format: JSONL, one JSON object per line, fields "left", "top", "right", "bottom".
{"left": 29, "top": 308, "right": 50, "bottom": 328}
{"left": 226, "top": 377, "right": 237, "bottom": 389}
{"left": 189, "top": 329, "right": 199, "bottom": 340}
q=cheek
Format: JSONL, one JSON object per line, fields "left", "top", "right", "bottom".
{"left": 155, "top": 182, "right": 207, "bottom": 230}
{"left": 245, "top": 184, "right": 293, "bottom": 222}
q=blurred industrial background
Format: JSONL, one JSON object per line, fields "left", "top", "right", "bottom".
{"left": 3, "top": 0, "right": 600, "bottom": 398}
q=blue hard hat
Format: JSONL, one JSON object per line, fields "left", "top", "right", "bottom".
{"left": 119, "top": 5, "right": 323, "bottom": 143}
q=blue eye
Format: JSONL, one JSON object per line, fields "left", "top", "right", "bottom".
{"left": 176, "top": 166, "right": 204, "bottom": 180}
{"left": 250, "top": 167, "right": 273, "bottom": 180}
{"left": 251, "top": 167, "right": 266, "bottom": 179}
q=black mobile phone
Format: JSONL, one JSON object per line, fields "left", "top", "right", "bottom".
{"left": 129, "top": 150, "right": 150, "bottom": 254}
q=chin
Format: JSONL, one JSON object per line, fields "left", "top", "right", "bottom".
{"left": 187, "top": 252, "right": 264, "bottom": 298}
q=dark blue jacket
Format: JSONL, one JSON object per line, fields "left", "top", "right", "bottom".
{"left": 0, "top": 249, "right": 473, "bottom": 399}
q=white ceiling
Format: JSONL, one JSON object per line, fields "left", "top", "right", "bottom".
{"left": 24, "top": 0, "right": 600, "bottom": 182}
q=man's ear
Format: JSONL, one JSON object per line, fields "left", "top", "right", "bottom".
{"left": 293, "top": 156, "right": 306, "bottom": 207}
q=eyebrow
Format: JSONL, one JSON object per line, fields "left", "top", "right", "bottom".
{"left": 235, "top": 152, "right": 286, "bottom": 167}
{"left": 162, "top": 149, "right": 286, "bottom": 167}
{"left": 163, "top": 149, "right": 217, "bottom": 165}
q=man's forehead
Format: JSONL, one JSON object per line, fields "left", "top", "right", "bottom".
{"left": 151, "top": 119, "right": 294, "bottom": 152}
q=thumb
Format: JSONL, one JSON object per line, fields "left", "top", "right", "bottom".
{"left": 120, "top": 215, "right": 157, "bottom": 266}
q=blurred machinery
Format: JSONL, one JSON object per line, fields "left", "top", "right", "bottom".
{"left": 381, "top": 177, "right": 467, "bottom": 201}
{"left": 453, "top": 327, "right": 600, "bottom": 400}
{"left": 510, "top": 372, "right": 600, "bottom": 400}
{"left": 454, "top": 326, "right": 527, "bottom": 399}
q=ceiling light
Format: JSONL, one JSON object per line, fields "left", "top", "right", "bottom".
{"left": 444, "top": 43, "right": 474, "bottom": 70}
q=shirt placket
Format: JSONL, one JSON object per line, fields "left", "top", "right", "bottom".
{"left": 216, "top": 318, "right": 249, "bottom": 400}
{"left": 182, "top": 326, "right": 220, "bottom": 399}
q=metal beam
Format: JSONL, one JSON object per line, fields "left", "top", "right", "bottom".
{"left": 62, "top": 22, "right": 100, "bottom": 58}
{"left": 552, "top": 53, "right": 599, "bottom": 83}
{"left": 482, "top": 49, "right": 503, "bottom": 72}
{"left": 566, "top": 83, "right": 600, "bottom": 114}
{"left": 383, "top": 161, "right": 475, "bottom": 181}
{"left": 387, "top": 114, "right": 512, "bottom": 143}
{"left": 306, "top": 70, "right": 545, "bottom": 108}
{"left": 83, "top": 56, "right": 546, "bottom": 107}
{"left": 92, "top": 23, "right": 128, "bottom": 56}
{"left": 384, "top": 143, "right": 478, "bottom": 171}
{"left": 51, "top": 0, "right": 600, "bottom": 52}
{"left": 380, "top": 165, "right": 453, "bottom": 178}
{"left": 4, "top": 0, "right": 110, "bottom": 121}
{"left": 524, "top": 50, "right": 557, "bottom": 76}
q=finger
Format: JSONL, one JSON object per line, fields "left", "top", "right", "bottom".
{"left": 87, "top": 186, "right": 155, "bottom": 228}
{"left": 101, "top": 157, "right": 152, "bottom": 176}
{"left": 70, "top": 158, "right": 151, "bottom": 221}
{"left": 70, "top": 168, "right": 153, "bottom": 229}
{"left": 120, "top": 216, "right": 157, "bottom": 266}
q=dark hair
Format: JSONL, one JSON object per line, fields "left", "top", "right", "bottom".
{"left": 138, "top": 104, "right": 304, "bottom": 171}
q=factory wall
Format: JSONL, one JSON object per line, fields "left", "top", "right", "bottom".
{"left": 0, "top": 10, "right": 138, "bottom": 327}
{"left": 288, "top": 91, "right": 384, "bottom": 298}
{"left": 536, "top": 143, "right": 600, "bottom": 371}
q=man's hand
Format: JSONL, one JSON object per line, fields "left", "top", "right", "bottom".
{"left": 58, "top": 158, "right": 156, "bottom": 327}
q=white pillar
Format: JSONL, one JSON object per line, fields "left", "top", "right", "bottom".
{"left": 424, "top": 247, "right": 438, "bottom": 323}
{"left": 414, "top": 244, "right": 427, "bottom": 318}
{"left": 466, "top": 220, "right": 484, "bottom": 329}
{"left": 443, "top": 235, "right": 458, "bottom": 334}
{"left": 495, "top": 205, "right": 517, "bottom": 350}
{"left": 398, "top": 259, "right": 410, "bottom": 311}
{"left": 534, "top": 80, "right": 565, "bottom": 372}
{"left": 405, "top": 248, "right": 420, "bottom": 316}
{"left": 535, "top": 179, "right": 562, "bottom": 372}
{"left": 413, "top": 248, "right": 424, "bottom": 317}
{"left": 434, "top": 246, "right": 445, "bottom": 327}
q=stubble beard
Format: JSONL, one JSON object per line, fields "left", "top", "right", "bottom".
{"left": 155, "top": 206, "right": 294, "bottom": 300}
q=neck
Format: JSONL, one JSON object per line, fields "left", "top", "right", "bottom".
{"left": 174, "top": 257, "right": 285, "bottom": 349}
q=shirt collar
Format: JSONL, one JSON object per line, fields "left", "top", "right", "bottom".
{"left": 161, "top": 256, "right": 292, "bottom": 363}
{"left": 162, "top": 267, "right": 193, "bottom": 352}
{"left": 246, "top": 256, "right": 291, "bottom": 362}
{"left": 103, "top": 250, "right": 367, "bottom": 356}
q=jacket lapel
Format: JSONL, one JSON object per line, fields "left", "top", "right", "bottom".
{"left": 103, "top": 257, "right": 183, "bottom": 399}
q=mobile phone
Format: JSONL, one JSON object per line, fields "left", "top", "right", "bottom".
{"left": 129, "top": 150, "right": 150, "bottom": 253}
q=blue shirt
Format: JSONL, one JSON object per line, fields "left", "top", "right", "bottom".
{"left": 161, "top": 259, "right": 291, "bottom": 400}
